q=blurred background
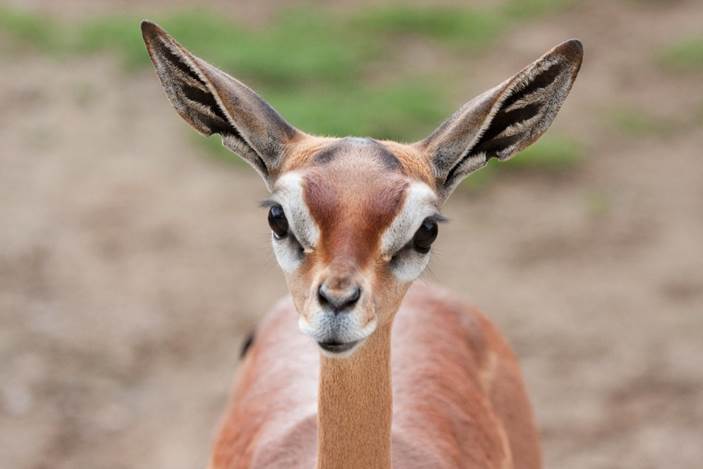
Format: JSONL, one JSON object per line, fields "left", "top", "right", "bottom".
{"left": 1, "top": 0, "right": 701, "bottom": 468}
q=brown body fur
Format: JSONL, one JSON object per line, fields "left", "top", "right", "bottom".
{"left": 210, "top": 282, "right": 541, "bottom": 469}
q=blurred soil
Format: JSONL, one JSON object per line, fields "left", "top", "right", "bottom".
{"left": 1, "top": 1, "right": 702, "bottom": 468}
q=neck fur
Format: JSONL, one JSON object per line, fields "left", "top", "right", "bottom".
{"left": 316, "top": 323, "right": 393, "bottom": 469}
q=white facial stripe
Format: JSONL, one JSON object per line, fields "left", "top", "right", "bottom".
{"left": 271, "top": 172, "right": 319, "bottom": 251}
{"left": 381, "top": 181, "right": 438, "bottom": 256}
{"left": 391, "top": 249, "right": 431, "bottom": 282}
{"left": 271, "top": 236, "right": 303, "bottom": 273}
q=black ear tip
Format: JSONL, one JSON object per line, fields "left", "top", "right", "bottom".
{"left": 140, "top": 19, "right": 154, "bottom": 34}
{"left": 556, "top": 39, "right": 584, "bottom": 63}
{"left": 140, "top": 20, "right": 165, "bottom": 42}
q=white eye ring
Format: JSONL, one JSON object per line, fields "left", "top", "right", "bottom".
{"left": 269, "top": 172, "right": 320, "bottom": 252}
{"left": 390, "top": 248, "right": 431, "bottom": 283}
{"left": 271, "top": 234, "right": 304, "bottom": 273}
{"left": 380, "top": 182, "right": 439, "bottom": 256}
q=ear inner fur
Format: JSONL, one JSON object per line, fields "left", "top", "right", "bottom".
{"left": 141, "top": 20, "right": 300, "bottom": 185}
{"left": 419, "top": 39, "right": 583, "bottom": 198}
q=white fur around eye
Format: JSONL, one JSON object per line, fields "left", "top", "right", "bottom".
{"left": 271, "top": 172, "right": 319, "bottom": 249}
{"left": 271, "top": 235, "right": 303, "bottom": 273}
{"left": 381, "top": 181, "right": 438, "bottom": 281}
{"left": 390, "top": 248, "right": 431, "bottom": 282}
{"left": 268, "top": 172, "right": 319, "bottom": 272}
{"left": 382, "top": 182, "right": 438, "bottom": 255}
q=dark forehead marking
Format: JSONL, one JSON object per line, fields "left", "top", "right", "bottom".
{"left": 312, "top": 137, "right": 401, "bottom": 171}
{"left": 371, "top": 140, "right": 402, "bottom": 171}
{"left": 312, "top": 144, "right": 342, "bottom": 165}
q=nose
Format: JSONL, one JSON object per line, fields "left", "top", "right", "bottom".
{"left": 317, "top": 281, "right": 362, "bottom": 315}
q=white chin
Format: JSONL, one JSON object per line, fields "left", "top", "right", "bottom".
{"left": 298, "top": 313, "right": 377, "bottom": 344}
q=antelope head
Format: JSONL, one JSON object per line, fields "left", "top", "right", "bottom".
{"left": 142, "top": 21, "right": 582, "bottom": 357}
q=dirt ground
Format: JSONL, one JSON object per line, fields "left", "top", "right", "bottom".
{"left": 1, "top": 1, "right": 702, "bottom": 468}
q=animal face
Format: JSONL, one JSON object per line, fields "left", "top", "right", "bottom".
{"left": 264, "top": 137, "right": 443, "bottom": 355}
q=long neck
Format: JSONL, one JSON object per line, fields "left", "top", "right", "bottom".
{"left": 316, "top": 323, "right": 393, "bottom": 469}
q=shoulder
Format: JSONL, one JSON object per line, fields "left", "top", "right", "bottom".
{"left": 211, "top": 295, "right": 318, "bottom": 469}
{"left": 396, "top": 281, "right": 515, "bottom": 362}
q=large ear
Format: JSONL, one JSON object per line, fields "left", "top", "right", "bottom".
{"left": 141, "top": 21, "right": 301, "bottom": 188}
{"left": 417, "top": 39, "right": 583, "bottom": 198}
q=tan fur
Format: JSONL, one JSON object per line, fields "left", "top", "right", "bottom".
{"left": 378, "top": 139, "right": 436, "bottom": 187}
{"left": 210, "top": 283, "right": 540, "bottom": 469}
{"left": 316, "top": 323, "right": 393, "bottom": 469}
{"left": 283, "top": 137, "right": 435, "bottom": 188}
{"left": 281, "top": 135, "right": 336, "bottom": 172}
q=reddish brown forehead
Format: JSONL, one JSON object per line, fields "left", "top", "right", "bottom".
{"left": 302, "top": 139, "right": 409, "bottom": 267}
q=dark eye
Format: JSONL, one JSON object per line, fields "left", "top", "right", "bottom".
{"left": 268, "top": 204, "right": 289, "bottom": 239}
{"left": 413, "top": 218, "right": 438, "bottom": 254}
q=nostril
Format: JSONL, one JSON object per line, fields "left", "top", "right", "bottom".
{"left": 318, "top": 283, "right": 362, "bottom": 314}
{"left": 346, "top": 286, "right": 361, "bottom": 306}
{"left": 317, "top": 284, "right": 331, "bottom": 309}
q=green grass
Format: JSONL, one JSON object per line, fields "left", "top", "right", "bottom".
{"left": 73, "top": 14, "right": 155, "bottom": 69}
{"left": 505, "top": 135, "right": 584, "bottom": 171}
{"left": 607, "top": 107, "right": 676, "bottom": 137}
{"left": 658, "top": 36, "right": 703, "bottom": 72}
{"left": 462, "top": 135, "right": 584, "bottom": 190}
{"left": 350, "top": 6, "right": 505, "bottom": 49}
{"left": 0, "top": 3, "right": 582, "bottom": 86}
{"left": 269, "top": 81, "right": 448, "bottom": 140}
{"left": 350, "top": 0, "right": 578, "bottom": 49}
{"left": 195, "top": 134, "right": 250, "bottom": 167}
{"left": 0, "top": 8, "right": 376, "bottom": 85}
{"left": 194, "top": 81, "right": 447, "bottom": 163}
{"left": 70, "top": 10, "right": 378, "bottom": 85}
{"left": 0, "top": 7, "right": 60, "bottom": 51}
{"left": 0, "top": 3, "right": 580, "bottom": 78}
{"left": 0, "top": 4, "right": 584, "bottom": 190}
{"left": 502, "top": 0, "right": 577, "bottom": 19}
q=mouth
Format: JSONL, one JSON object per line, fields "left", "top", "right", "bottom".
{"left": 317, "top": 340, "right": 360, "bottom": 354}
